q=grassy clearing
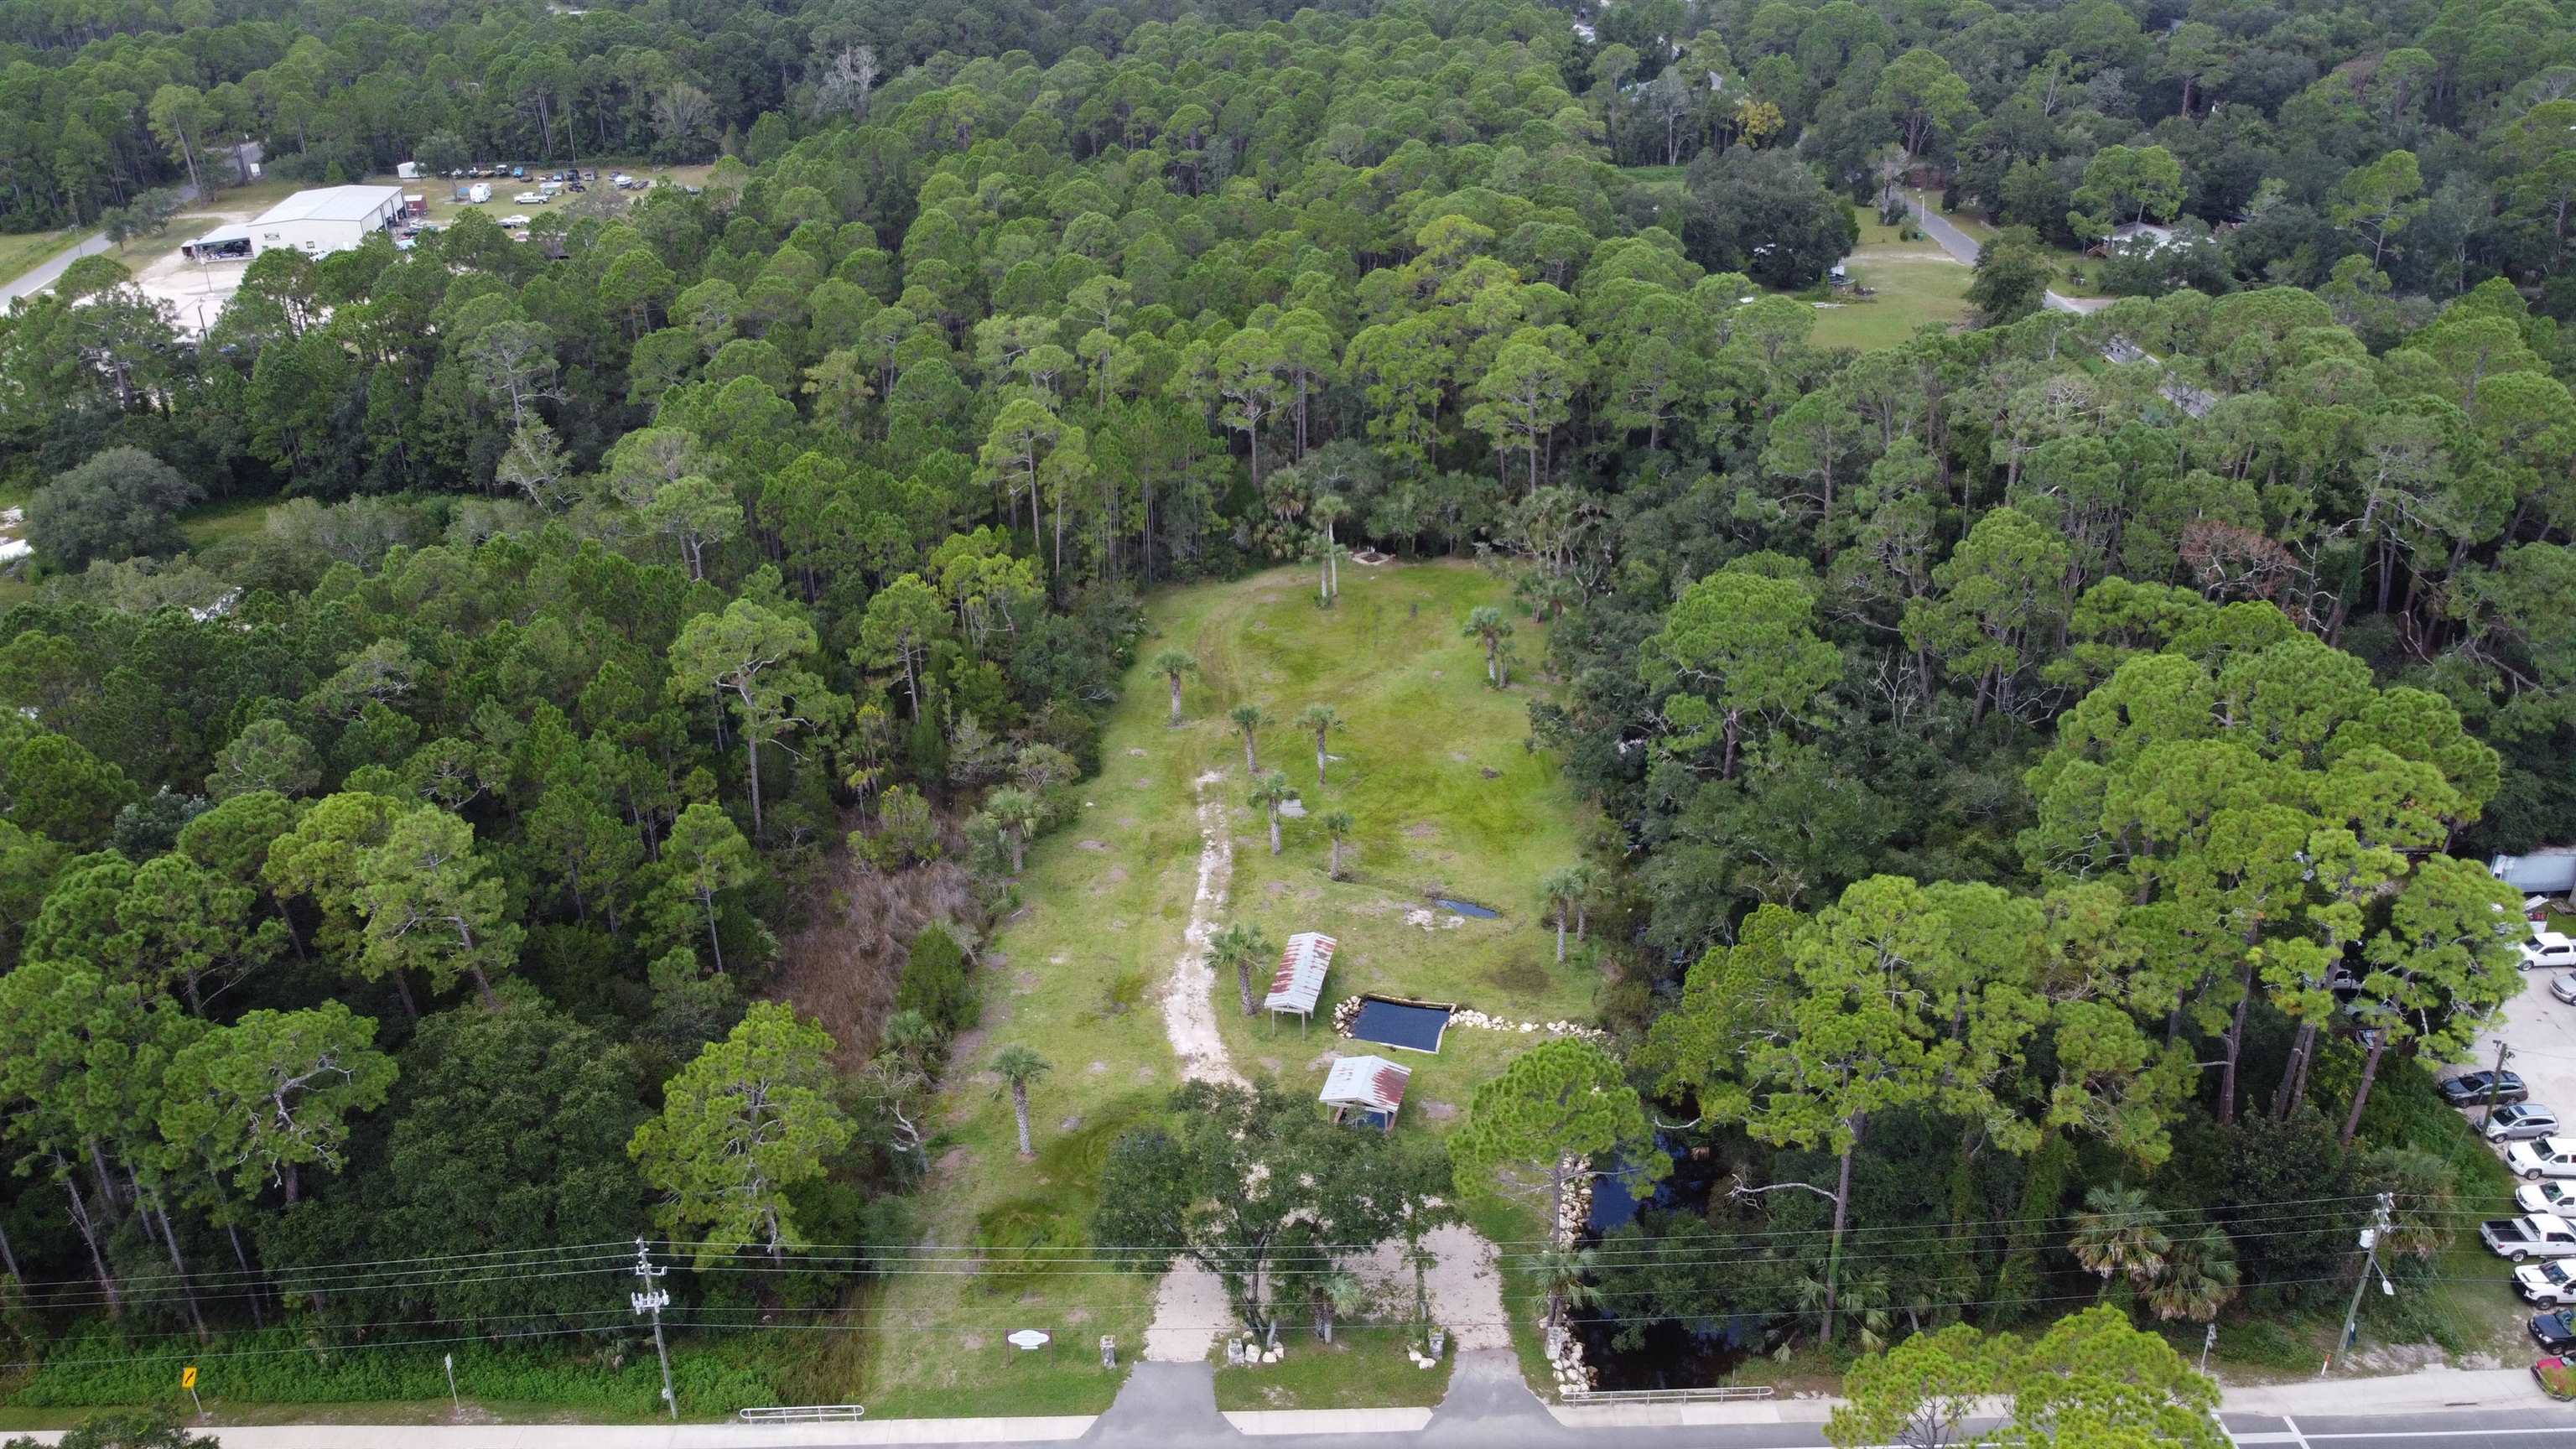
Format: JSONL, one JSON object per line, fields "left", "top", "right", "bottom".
{"left": 1810, "top": 252, "right": 1967, "bottom": 351}
{"left": 1620, "top": 164, "right": 1690, "bottom": 195}
{"left": 181, "top": 496, "right": 279, "bottom": 548}
{"left": 854, "top": 559, "right": 1592, "bottom": 1415}
{"left": 1905, "top": 190, "right": 2112, "bottom": 301}
{"left": 1213, "top": 1327, "right": 1454, "bottom": 1410}
{"left": 0, "top": 227, "right": 79, "bottom": 287}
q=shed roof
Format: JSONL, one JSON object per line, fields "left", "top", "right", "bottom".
{"left": 1260, "top": 931, "right": 1337, "bottom": 1015}
{"left": 1319, "top": 1055, "right": 1410, "bottom": 1114}
{"left": 185, "top": 222, "right": 252, "bottom": 247}
{"left": 255, "top": 184, "right": 404, "bottom": 226}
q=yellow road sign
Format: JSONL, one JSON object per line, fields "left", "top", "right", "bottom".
{"left": 180, "top": 1366, "right": 197, "bottom": 1390}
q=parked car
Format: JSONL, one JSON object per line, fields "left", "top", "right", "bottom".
{"left": 2539, "top": 1356, "right": 2576, "bottom": 1402}
{"left": 2485, "top": 1213, "right": 2576, "bottom": 1262}
{"left": 512, "top": 191, "right": 548, "bottom": 205}
{"left": 2511, "top": 1140, "right": 2576, "bottom": 1181}
{"left": 2553, "top": 972, "right": 2576, "bottom": 1005}
{"left": 2517, "top": 1260, "right": 2576, "bottom": 1305}
{"left": 2440, "top": 1070, "right": 2528, "bottom": 1107}
{"left": 2535, "top": 1312, "right": 2576, "bottom": 1352}
{"left": 2522, "top": 932, "right": 2576, "bottom": 970}
{"left": 2490, "top": 1104, "right": 2563, "bottom": 1142}
{"left": 497, "top": 214, "right": 531, "bottom": 228}
{"left": 2520, "top": 1180, "right": 2576, "bottom": 1213}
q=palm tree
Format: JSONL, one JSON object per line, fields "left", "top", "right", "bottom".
{"left": 1313, "top": 1270, "right": 1366, "bottom": 1343}
{"left": 1530, "top": 1244, "right": 1601, "bottom": 1339}
{"left": 1791, "top": 1267, "right": 1892, "bottom": 1354}
{"left": 2069, "top": 1185, "right": 2172, "bottom": 1296}
{"left": 1210, "top": 921, "right": 1276, "bottom": 1017}
{"left": 1312, "top": 492, "right": 1349, "bottom": 600}
{"left": 1149, "top": 647, "right": 1197, "bottom": 726}
{"left": 992, "top": 1045, "right": 1052, "bottom": 1159}
{"left": 1294, "top": 703, "right": 1343, "bottom": 784}
{"left": 2145, "top": 1228, "right": 2240, "bottom": 1322}
{"left": 1320, "top": 809, "right": 1355, "bottom": 880}
{"left": 982, "top": 785, "right": 1044, "bottom": 874}
{"left": 1538, "top": 865, "right": 1588, "bottom": 963}
{"left": 1462, "top": 606, "right": 1513, "bottom": 685}
{"left": 1249, "top": 771, "right": 1295, "bottom": 854}
{"left": 1229, "top": 704, "right": 1272, "bottom": 773}
{"left": 1515, "top": 570, "right": 1581, "bottom": 622}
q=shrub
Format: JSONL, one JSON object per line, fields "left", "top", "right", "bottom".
{"left": 895, "top": 922, "right": 974, "bottom": 1036}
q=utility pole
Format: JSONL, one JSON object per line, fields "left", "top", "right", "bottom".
{"left": 2485, "top": 1041, "right": 2516, "bottom": 1129}
{"left": 2328, "top": 1193, "right": 2397, "bottom": 1375}
{"left": 630, "top": 1239, "right": 676, "bottom": 1420}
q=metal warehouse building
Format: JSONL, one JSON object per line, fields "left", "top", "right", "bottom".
{"left": 182, "top": 184, "right": 406, "bottom": 262}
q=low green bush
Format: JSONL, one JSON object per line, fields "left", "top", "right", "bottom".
{"left": 5, "top": 1326, "right": 787, "bottom": 1416}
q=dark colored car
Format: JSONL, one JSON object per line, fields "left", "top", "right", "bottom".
{"left": 2534, "top": 1312, "right": 2576, "bottom": 1352}
{"left": 2440, "top": 1070, "right": 2529, "bottom": 1107}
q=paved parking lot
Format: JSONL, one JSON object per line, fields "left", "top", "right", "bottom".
{"left": 2443, "top": 962, "right": 2576, "bottom": 1137}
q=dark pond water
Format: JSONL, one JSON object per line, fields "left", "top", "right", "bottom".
{"left": 1575, "top": 1133, "right": 1763, "bottom": 1389}
{"left": 1347, "top": 997, "right": 1452, "bottom": 1052}
{"left": 1431, "top": 896, "right": 1500, "bottom": 918}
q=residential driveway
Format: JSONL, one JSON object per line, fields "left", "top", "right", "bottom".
{"left": 2449, "top": 963, "right": 2576, "bottom": 1141}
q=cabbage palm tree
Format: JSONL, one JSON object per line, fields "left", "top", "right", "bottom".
{"left": 1320, "top": 809, "right": 1355, "bottom": 880}
{"left": 1531, "top": 1244, "right": 1601, "bottom": 1339}
{"left": 993, "top": 1044, "right": 1052, "bottom": 1159}
{"left": 1462, "top": 606, "right": 1513, "bottom": 685}
{"left": 1294, "top": 703, "right": 1343, "bottom": 784}
{"left": 1313, "top": 1270, "right": 1366, "bottom": 1342}
{"left": 1229, "top": 703, "right": 1271, "bottom": 772}
{"left": 1210, "top": 921, "right": 1275, "bottom": 1016}
{"left": 2070, "top": 1185, "right": 2171, "bottom": 1296}
{"left": 1249, "top": 771, "right": 1295, "bottom": 854}
{"left": 2145, "top": 1228, "right": 2239, "bottom": 1322}
{"left": 1150, "top": 647, "right": 1196, "bottom": 726}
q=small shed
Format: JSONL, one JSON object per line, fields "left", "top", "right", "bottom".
{"left": 1260, "top": 931, "right": 1336, "bottom": 1031}
{"left": 1320, "top": 1054, "right": 1411, "bottom": 1131}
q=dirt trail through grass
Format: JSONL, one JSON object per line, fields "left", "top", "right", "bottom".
{"left": 1160, "top": 770, "right": 1247, "bottom": 1091}
{"left": 1144, "top": 769, "right": 1249, "bottom": 1363}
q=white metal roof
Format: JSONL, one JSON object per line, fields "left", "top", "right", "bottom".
{"left": 254, "top": 184, "right": 404, "bottom": 226}
{"left": 186, "top": 222, "right": 252, "bottom": 246}
{"left": 1319, "top": 1055, "right": 1410, "bottom": 1114}
{"left": 1260, "top": 932, "right": 1337, "bottom": 1015}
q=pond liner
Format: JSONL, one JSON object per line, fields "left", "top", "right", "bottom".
{"left": 1348, "top": 995, "right": 1455, "bottom": 1053}
{"left": 1430, "top": 896, "right": 1500, "bottom": 919}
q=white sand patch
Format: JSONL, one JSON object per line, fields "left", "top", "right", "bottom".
{"left": 1348, "top": 1223, "right": 1512, "bottom": 1350}
{"left": 1145, "top": 1258, "right": 1235, "bottom": 1362}
{"left": 1159, "top": 770, "right": 1245, "bottom": 1090}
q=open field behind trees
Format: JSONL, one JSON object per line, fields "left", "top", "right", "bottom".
{"left": 854, "top": 560, "right": 1587, "bottom": 1416}
{"left": 1807, "top": 207, "right": 1971, "bottom": 351}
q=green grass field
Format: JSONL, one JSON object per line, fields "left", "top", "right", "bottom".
{"left": 0, "top": 227, "right": 79, "bottom": 288}
{"left": 854, "top": 560, "right": 1591, "bottom": 1415}
{"left": 1792, "top": 203, "right": 1971, "bottom": 352}
{"left": 180, "top": 496, "right": 278, "bottom": 548}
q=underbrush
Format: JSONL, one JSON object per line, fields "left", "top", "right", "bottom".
{"left": 5, "top": 1325, "right": 791, "bottom": 1417}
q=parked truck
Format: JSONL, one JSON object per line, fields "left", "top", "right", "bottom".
{"left": 2485, "top": 1213, "right": 2576, "bottom": 1262}
{"left": 466, "top": 182, "right": 491, "bottom": 204}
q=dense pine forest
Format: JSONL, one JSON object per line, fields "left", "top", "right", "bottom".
{"left": 0, "top": 0, "right": 2569, "bottom": 1420}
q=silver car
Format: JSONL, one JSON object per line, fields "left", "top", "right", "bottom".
{"left": 2553, "top": 971, "right": 2576, "bottom": 1006}
{"left": 2491, "top": 1104, "right": 2564, "bottom": 1142}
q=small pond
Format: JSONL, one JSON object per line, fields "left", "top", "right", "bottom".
{"left": 1575, "top": 1133, "right": 1763, "bottom": 1389}
{"left": 1347, "top": 996, "right": 1452, "bottom": 1052}
{"left": 1431, "top": 896, "right": 1500, "bottom": 919}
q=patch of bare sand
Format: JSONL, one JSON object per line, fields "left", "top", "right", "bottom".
{"left": 1145, "top": 1259, "right": 1236, "bottom": 1361}
{"left": 1348, "top": 1223, "right": 1510, "bottom": 1350}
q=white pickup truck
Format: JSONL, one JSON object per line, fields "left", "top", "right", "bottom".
{"left": 2521, "top": 1259, "right": 2576, "bottom": 1305}
{"left": 2485, "top": 1212, "right": 2576, "bottom": 1262}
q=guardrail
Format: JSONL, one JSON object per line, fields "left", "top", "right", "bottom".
{"left": 738, "top": 1404, "right": 866, "bottom": 1422}
{"left": 1561, "top": 1384, "right": 1775, "bottom": 1405}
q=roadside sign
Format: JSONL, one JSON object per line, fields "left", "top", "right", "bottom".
{"left": 180, "top": 1366, "right": 197, "bottom": 1390}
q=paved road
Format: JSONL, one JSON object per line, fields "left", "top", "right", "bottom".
{"left": 0, "top": 229, "right": 110, "bottom": 306}
{"left": 0, "top": 182, "right": 203, "bottom": 307}
{"left": 1898, "top": 195, "right": 2111, "bottom": 315}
